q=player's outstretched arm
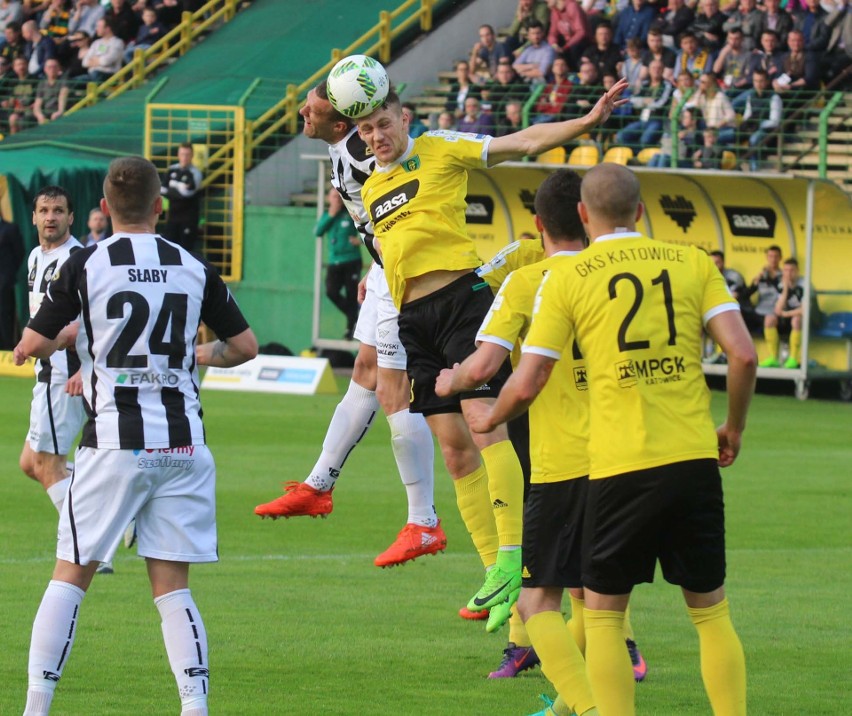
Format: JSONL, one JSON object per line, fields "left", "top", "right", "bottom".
{"left": 14, "top": 327, "right": 62, "bottom": 364}
{"left": 707, "top": 310, "right": 757, "bottom": 467}
{"left": 467, "top": 352, "right": 555, "bottom": 433}
{"left": 486, "top": 78, "right": 629, "bottom": 166}
{"left": 435, "top": 342, "right": 511, "bottom": 398}
{"left": 196, "top": 327, "right": 259, "bottom": 368}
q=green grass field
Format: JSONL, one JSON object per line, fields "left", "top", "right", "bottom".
{"left": 0, "top": 375, "right": 849, "bottom": 715}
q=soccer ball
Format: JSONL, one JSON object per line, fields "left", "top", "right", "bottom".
{"left": 326, "top": 54, "right": 390, "bottom": 119}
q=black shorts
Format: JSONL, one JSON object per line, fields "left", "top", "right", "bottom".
{"left": 582, "top": 458, "right": 726, "bottom": 595}
{"left": 398, "top": 272, "right": 512, "bottom": 415}
{"left": 507, "top": 411, "right": 531, "bottom": 499}
{"left": 522, "top": 478, "right": 588, "bottom": 589}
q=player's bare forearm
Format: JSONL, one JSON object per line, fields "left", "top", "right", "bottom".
{"left": 196, "top": 328, "right": 258, "bottom": 368}
{"left": 438, "top": 343, "right": 510, "bottom": 397}
{"left": 14, "top": 327, "right": 59, "bottom": 364}
{"left": 707, "top": 311, "right": 757, "bottom": 435}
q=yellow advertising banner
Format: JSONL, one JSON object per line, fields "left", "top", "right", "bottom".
{"left": 0, "top": 350, "right": 36, "bottom": 378}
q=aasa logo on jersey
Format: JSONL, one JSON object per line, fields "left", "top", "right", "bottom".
{"left": 660, "top": 195, "right": 696, "bottom": 233}
{"left": 722, "top": 207, "right": 776, "bottom": 238}
{"left": 465, "top": 195, "right": 495, "bottom": 225}
{"left": 370, "top": 179, "right": 419, "bottom": 220}
{"left": 116, "top": 372, "right": 180, "bottom": 386}
{"left": 402, "top": 155, "right": 421, "bottom": 172}
{"left": 573, "top": 366, "right": 588, "bottom": 391}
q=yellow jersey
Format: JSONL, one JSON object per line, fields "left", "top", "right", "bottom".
{"left": 478, "top": 252, "right": 590, "bottom": 483}
{"left": 361, "top": 132, "right": 490, "bottom": 308}
{"left": 523, "top": 233, "right": 738, "bottom": 479}
{"left": 477, "top": 239, "right": 546, "bottom": 293}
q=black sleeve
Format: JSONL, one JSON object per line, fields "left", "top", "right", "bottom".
{"left": 200, "top": 261, "right": 250, "bottom": 340}
{"left": 27, "top": 246, "right": 92, "bottom": 339}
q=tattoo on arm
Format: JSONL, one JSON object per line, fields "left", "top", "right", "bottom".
{"left": 212, "top": 340, "right": 227, "bottom": 363}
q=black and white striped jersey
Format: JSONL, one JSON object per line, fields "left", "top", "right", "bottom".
{"left": 27, "top": 236, "right": 83, "bottom": 384}
{"left": 28, "top": 233, "right": 249, "bottom": 450}
{"left": 328, "top": 126, "right": 381, "bottom": 266}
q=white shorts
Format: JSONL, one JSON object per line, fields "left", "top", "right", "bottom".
{"left": 27, "top": 381, "right": 86, "bottom": 455}
{"left": 57, "top": 445, "right": 217, "bottom": 566}
{"left": 353, "top": 263, "right": 407, "bottom": 371}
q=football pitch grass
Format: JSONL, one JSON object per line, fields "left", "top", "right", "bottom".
{"left": 0, "top": 375, "right": 849, "bottom": 715}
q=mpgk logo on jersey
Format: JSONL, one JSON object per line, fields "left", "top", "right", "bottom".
{"left": 370, "top": 179, "right": 419, "bottom": 220}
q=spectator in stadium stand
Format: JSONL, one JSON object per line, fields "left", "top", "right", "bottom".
{"left": 692, "top": 0, "right": 729, "bottom": 52}
{"left": 648, "top": 104, "right": 703, "bottom": 166}
{"left": 40, "top": 0, "right": 70, "bottom": 41}
{"left": 548, "top": 0, "right": 591, "bottom": 70}
{"left": 64, "top": 29, "right": 91, "bottom": 79}
{"left": 497, "top": 99, "right": 524, "bottom": 134}
{"left": 670, "top": 68, "right": 698, "bottom": 109}
{"left": 0, "top": 210, "right": 24, "bottom": 350}
{"left": 692, "top": 126, "right": 725, "bottom": 168}
{"left": 772, "top": 29, "right": 819, "bottom": 93}
{"left": 22, "top": 19, "right": 56, "bottom": 77}
{"left": 713, "top": 27, "right": 752, "bottom": 93}
{"left": 613, "top": 0, "right": 657, "bottom": 49}
{"left": 402, "top": 102, "right": 429, "bottom": 137}
{"left": 469, "top": 23, "right": 511, "bottom": 83}
{"left": 746, "top": 243, "right": 783, "bottom": 335}
{"left": 693, "top": 71, "right": 737, "bottom": 143}
{"left": 620, "top": 37, "right": 646, "bottom": 91}
{"left": 747, "top": 29, "right": 785, "bottom": 85}
{"left": 5, "top": 55, "right": 35, "bottom": 133}
{"left": 564, "top": 59, "right": 603, "bottom": 116}
{"left": 160, "top": 140, "right": 204, "bottom": 252}
{"left": 67, "top": 0, "right": 105, "bottom": 39}
{"left": 0, "top": 0, "right": 24, "bottom": 34}
{"left": 0, "top": 53, "right": 10, "bottom": 81}
{"left": 753, "top": 0, "right": 794, "bottom": 48}
{"left": 811, "top": 0, "right": 852, "bottom": 87}
{"left": 1, "top": 20, "right": 24, "bottom": 63}
{"left": 503, "top": 0, "right": 551, "bottom": 54}
{"left": 794, "top": 0, "right": 828, "bottom": 50}
{"left": 652, "top": 0, "right": 696, "bottom": 49}
{"left": 581, "top": 22, "right": 622, "bottom": 78}
{"left": 104, "top": 0, "right": 139, "bottom": 44}
{"left": 81, "top": 207, "right": 108, "bottom": 246}
{"left": 123, "top": 6, "right": 164, "bottom": 64}
{"left": 79, "top": 17, "right": 124, "bottom": 82}
{"left": 151, "top": 0, "right": 184, "bottom": 29}
{"left": 444, "top": 59, "right": 481, "bottom": 120}
{"left": 739, "top": 68, "right": 782, "bottom": 169}
{"left": 642, "top": 28, "right": 677, "bottom": 80}
{"left": 435, "top": 109, "right": 456, "bottom": 130}
{"left": 514, "top": 20, "right": 558, "bottom": 83}
{"left": 722, "top": 0, "right": 763, "bottom": 50}
{"left": 457, "top": 95, "right": 496, "bottom": 135}
{"left": 532, "top": 56, "right": 573, "bottom": 122}
{"left": 483, "top": 58, "right": 530, "bottom": 122}
{"left": 615, "top": 58, "right": 673, "bottom": 148}
{"left": 674, "top": 30, "right": 715, "bottom": 77}
{"left": 31, "top": 56, "right": 66, "bottom": 124}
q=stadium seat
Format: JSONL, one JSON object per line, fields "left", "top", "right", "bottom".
{"left": 721, "top": 150, "right": 737, "bottom": 171}
{"left": 636, "top": 147, "right": 661, "bottom": 165}
{"left": 815, "top": 312, "right": 852, "bottom": 338}
{"left": 567, "top": 145, "right": 600, "bottom": 166}
{"left": 536, "top": 147, "right": 566, "bottom": 164}
{"left": 602, "top": 146, "right": 633, "bottom": 165}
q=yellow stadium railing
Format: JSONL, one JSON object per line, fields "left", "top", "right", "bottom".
{"left": 66, "top": 0, "right": 241, "bottom": 116}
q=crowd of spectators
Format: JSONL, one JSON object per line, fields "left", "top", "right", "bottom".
{"left": 0, "top": 0, "right": 202, "bottom": 136}
{"left": 426, "top": 0, "right": 851, "bottom": 170}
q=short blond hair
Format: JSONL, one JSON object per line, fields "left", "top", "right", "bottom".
{"left": 103, "top": 156, "right": 161, "bottom": 224}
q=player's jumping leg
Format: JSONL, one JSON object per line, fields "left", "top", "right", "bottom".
{"left": 254, "top": 343, "right": 379, "bottom": 519}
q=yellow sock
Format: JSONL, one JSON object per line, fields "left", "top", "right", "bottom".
{"left": 526, "top": 611, "right": 596, "bottom": 716}
{"left": 789, "top": 329, "right": 802, "bottom": 363}
{"left": 764, "top": 326, "right": 779, "bottom": 360}
{"left": 567, "top": 594, "right": 586, "bottom": 655}
{"left": 480, "top": 440, "right": 524, "bottom": 546}
{"left": 508, "top": 608, "right": 531, "bottom": 648}
{"left": 453, "top": 465, "right": 498, "bottom": 568}
{"left": 584, "top": 609, "right": 635, "bottom": 716}
{"left": 622, "top": 606, "right": 634, "bottom": 641}
{"left": 687, "top": 598, "right": 747, "bottom": 716}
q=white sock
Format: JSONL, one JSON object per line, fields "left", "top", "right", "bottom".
{"left": 26, "top": 580, "right": 86, "bottom": 712}
{"left": 305, "top": 380, "right": 379, "bottom": 491}
{"left": 386, "top": 409, "right": 438, "bottom": 527}
{"left": 155, "top": 589, "right": 209, "bottom": 713}
{"left": 46, "top": 478, "right": 70, "bottom": 513}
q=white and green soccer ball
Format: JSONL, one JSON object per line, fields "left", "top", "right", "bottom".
{"left": 326, "top": 54, "right": 390, "bottom": 119}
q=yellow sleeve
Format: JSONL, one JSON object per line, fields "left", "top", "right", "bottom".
{"left": 429, "top": 131, "right": 491, "bottom": 170}
{"left": 477, "top": 270, "right": 533, "bottom": 350}
{"left": 477, "top": 241, "right": 523, "bottom": 292}
{"left": 522, "top": 267, "right": 574, "bottom": 359}
{"left": 698, "top": 250, "right": 740, "bottom": 321}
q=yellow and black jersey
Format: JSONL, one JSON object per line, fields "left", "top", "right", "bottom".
{"left": 524, "top": 233, "right": 738, "bottom": 479}
{"left": 478, "top": 253, "right": 589, "bottom": 483}
{"left": 476, "top": 239, "right": 546, "bottom": 293}
{"left": 361, "top": 131, "right": 490, "bottom": 308}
